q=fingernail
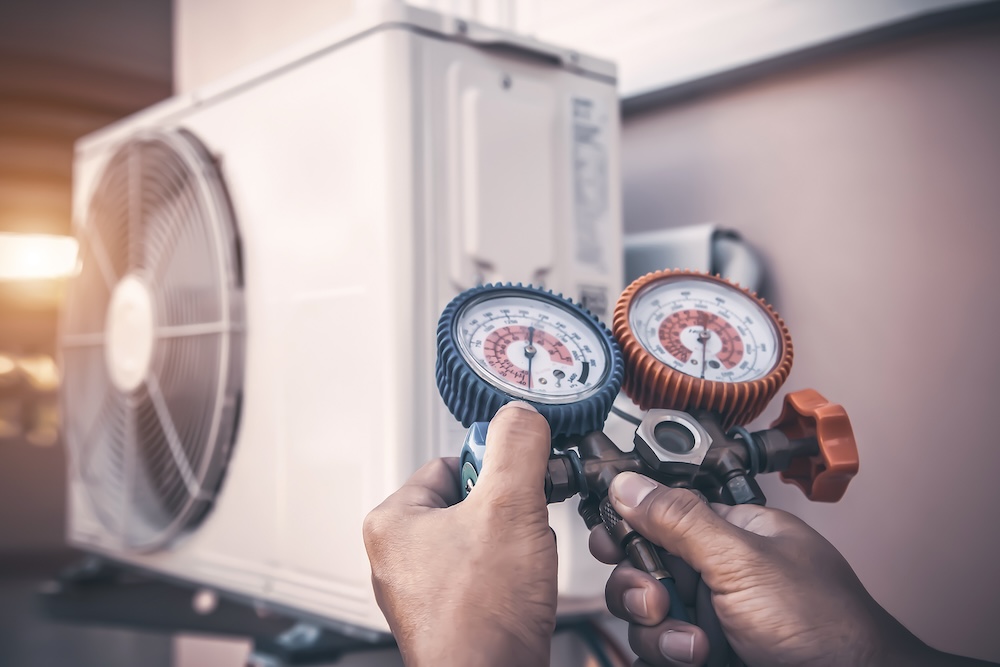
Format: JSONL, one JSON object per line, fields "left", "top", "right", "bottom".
{"left": 496, "top": 401, "right": 537, "bottom": 414}
{"left": 622, "top": 588, "right": 648, "bottom": 619}
{"left": 610, "top": 472, "right": 657, "bottom": 509}
{"left": 660, "top": 630, "right": 696, "bottom": 663}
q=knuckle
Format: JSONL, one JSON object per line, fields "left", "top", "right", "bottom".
{"left": 362, "top": 508, "right": 391, "bottom": 549}
{"left": 643, "top": 487, "right": 713, "bottom": 547}
{"left": 604, "top": 563, "right": 635, "bottom": 600}
{"left": 491, "top": 408, "right": 550, "bottom": 440}
{"left": 422, "top": 457, "right": 453, "bottom": 481}
{"left": 605, "top": 562, "right": 631, "bottom": 589}
{"left": 646, "top": 487, "right": 703, "bottom": 526}
{"left": 604, "top": 574, "right": 620, "bottom": 610}
{"left": 429, "top": 457, "right": 452, "bottom": 474}
{"left": 478, "top": 488, "right": 532, "bottom": 523}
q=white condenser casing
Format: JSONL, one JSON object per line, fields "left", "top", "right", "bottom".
{"left": 62, "top": 4, "right": 621, "bottom": 636}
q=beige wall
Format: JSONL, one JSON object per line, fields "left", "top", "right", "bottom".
{"left": 622, "top": 17, "right": 1000, "bottom": 662}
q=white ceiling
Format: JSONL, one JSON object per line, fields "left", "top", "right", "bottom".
{"left": 412, "top": 0, "right": 995, "bottom": 98}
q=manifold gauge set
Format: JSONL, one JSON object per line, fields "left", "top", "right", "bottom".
{"left": 435, "top": 269, "right": 860, "bottom": 663}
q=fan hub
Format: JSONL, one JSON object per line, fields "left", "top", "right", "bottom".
{"left": 105, "top": 274, "right": 155, "bottom": 392}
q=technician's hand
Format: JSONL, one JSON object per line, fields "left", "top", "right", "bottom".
{"left": 592, "top": 472, "right": 973, "bottom": 667}
{"left": 363, "top": 402, "right": 556, "bottom": 667}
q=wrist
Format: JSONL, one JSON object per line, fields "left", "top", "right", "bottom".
{"left": 859, "top": 636, "right": 928, "bottom": 667}
{"left": 903, "top": 646, "right": 999, "bottom": 667}
{"left": 854, "top": 616, "right": 958, "bottom": 667}
{"left": 841, "top": 601, "right": 928, "bottom": 667}
{"left": 398, "top": 613, "right": 550, "bottom": 667}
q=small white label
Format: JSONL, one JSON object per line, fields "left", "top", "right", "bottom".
{"left": 571, "top": 97, "right": 610, "bottom": 271}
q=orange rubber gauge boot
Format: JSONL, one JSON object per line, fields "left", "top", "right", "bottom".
{"left": 613, "top": 270, "right": 794, "bottom": 428}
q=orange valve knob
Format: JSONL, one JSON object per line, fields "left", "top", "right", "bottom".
{"left": 772, "top": 389, "right": 859, "bottom": 502}
{"left": 613, "top": 270, "right": 793, "bottom": 429}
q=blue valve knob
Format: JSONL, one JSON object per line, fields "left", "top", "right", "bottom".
{"left": 459, "top": 422, "right": 489, "bottom": 499}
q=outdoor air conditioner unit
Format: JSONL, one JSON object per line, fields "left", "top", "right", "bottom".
{"left": 60, "top": 4, "right": 622, "bottom": 636}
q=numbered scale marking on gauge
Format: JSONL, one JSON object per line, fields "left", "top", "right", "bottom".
{"left": 456, "top": 293, "right": 609, "bottom": 403}
{"left": 438, "top": 284, "right": 622, "bottom": 435}
{"left": 628, "top": 276, "right": 781, "bottom": 382}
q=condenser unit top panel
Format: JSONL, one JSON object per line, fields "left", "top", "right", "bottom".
{"left": 76, "top": 3, "right": 616, "bottom": 157}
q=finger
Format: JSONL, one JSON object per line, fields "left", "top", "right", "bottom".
{"left": 589, "top": 525, "right": 626, "bottom": 564}
{"left": 605, "top": 562, "right": 671, "bottom": 626}
{"left": 363, "top": 458, "right": 462, "bottom": 560}
{"left": 712, "top": 502, "right": 804, "bottom": 538}
{"left": 386, "top": 457, "right": 462, "bottom": 510}
{"left": 473, "top": 402, "right": 551, "bottom": 507}
{"left": 608, "top": 473, "right": 757, "bottom": 586}
{"left": 629, "top": 619, "right": 710, "bottom": 666}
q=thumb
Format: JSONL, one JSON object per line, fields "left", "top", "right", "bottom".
{"left": 473, "top": 401, "right": 551, "bottom": 507}
{"left": 608, "top": 472, "right": 758, "bottom": 584}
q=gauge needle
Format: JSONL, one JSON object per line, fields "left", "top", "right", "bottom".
{"left": 698, "top": 314, "right": 710, "bottom": 380}
{"left": 525, "top": 326, "right": 537, "bottom": 389}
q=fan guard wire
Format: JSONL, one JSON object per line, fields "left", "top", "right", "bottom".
{"left": 60, "top": 128, "right": 244, "bottom": 552}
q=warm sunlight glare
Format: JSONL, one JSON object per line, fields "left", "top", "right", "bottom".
{"left": 0, "top": 232, "right": 79, "bottom": 282}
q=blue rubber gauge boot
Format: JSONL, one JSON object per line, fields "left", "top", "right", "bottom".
{"left": 436, "top": 283, "right": 623, "bottom": 438}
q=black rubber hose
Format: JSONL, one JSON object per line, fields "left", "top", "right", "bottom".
{"left": 696, "top": 577, "right": 740, "bottom": 667}
{"left": 661, "top": 576, "right": 691, "bottom": 623}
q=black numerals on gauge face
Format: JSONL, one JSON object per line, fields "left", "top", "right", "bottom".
{"left": 628, "top": 278, "right": 781, "bottom": 382}
{"left": 457, "top": 294, "right": 610, "bottom": 402}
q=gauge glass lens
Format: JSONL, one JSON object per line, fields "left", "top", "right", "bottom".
{"left": 628, "top": 277, "right": 780, "bottom": 382}
{"left": 455, "top": 292, "right": 610, "bottom": 403}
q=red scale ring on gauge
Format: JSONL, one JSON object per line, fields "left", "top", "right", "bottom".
{"left": 613, "top": 270, "right": 793, "bottom": 428}
{"left": 658, "top": 310, "right": 744, "bottom": 369}
{"left": 483, "top": 325, "right": 573, "bottom": 388}
{"left": 451, "top": 288, "right": 615, "bottom": 408}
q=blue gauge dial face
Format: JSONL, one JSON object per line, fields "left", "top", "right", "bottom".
{"left": 455, "top": 292, "right": 611, "bottom": 404}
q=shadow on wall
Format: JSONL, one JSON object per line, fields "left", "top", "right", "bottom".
{"left": 621, "top": 15, "right": 1000, "bottom": 664}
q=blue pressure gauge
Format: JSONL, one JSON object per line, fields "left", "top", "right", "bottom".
{"left": 436, "top": 284, "right": 623, "bottom": 438}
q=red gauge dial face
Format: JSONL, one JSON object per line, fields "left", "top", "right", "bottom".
{"left": 455, "top": 293, "right": 610, "bottom": 403}
{"left": 628, "top": 276, "right": 781, "bottom": 382}
{"left": 658, "top": 310, "right": 744, "bottom": 369}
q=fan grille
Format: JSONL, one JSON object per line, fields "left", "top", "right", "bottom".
{"left": 61, "top": 128, "right": 244, "bottom": 552}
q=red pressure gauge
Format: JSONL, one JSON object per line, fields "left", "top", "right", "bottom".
{"left": 613, "top": 270, "right": 794, "bottom": 428}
